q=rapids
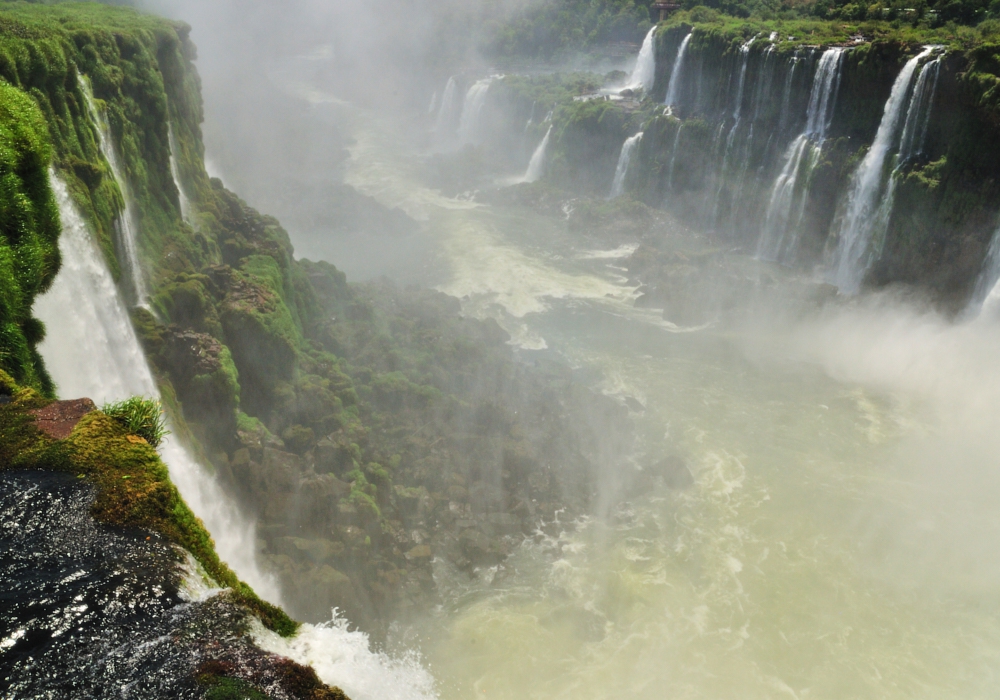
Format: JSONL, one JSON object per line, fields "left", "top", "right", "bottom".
{"left": 292, "top": 98, "right": 1000, "bottom": 700}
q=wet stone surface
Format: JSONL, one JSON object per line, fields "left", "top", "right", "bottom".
{"left": 0, "top": 470, "right": 203, "bottom": 698}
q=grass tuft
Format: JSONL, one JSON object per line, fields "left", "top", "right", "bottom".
{"left": 102, "top": 396, "right": 170, "bottom": 447}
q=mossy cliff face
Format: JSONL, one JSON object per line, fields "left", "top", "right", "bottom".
{"left": 0, "top": 3, "right": 631, "bottom": 635}
{"left": 0, "top": 81, "right": 60, "bottom": 394}
{"left": 0, "top": 4, "right": 204, "bottom": 288}
{"left": 539, "top": 19, "right": 1000, "bottom": 307}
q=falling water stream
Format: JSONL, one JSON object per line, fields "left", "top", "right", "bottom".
{"left": 627, "top": 27, "right": 657, "bottom": 91}
{"left": 831, "top": 47, "right": 939, "bottom": 292}
{"left": 663, "top": 32, "right": 693, "bottom": 109}
{"left": 610, "top": 131, "right": 643, "bottom": 198}
{"left": 34, "top": 173, "right": 284, "bottom": 606}
{"left": 522, "top": 125, "right": 552, "bottom": 184}
{"left": 757, "top": 47, "right": 846, "bottom": 262}
{"left": 325, "top": 100, "right": 1000, "bottom": 700}
{"left": 78, "top": 76, "right": 149, "bottom": 307}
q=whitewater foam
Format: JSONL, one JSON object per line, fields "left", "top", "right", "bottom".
{"left": 253, "top": 617, "right": 438, "bottom": 700}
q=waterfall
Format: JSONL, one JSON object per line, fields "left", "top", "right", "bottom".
{"left": 830, "top": 47, "right": 940, "bottom": 292}
{"left": 610, "top": 132, "right": 643, "bottom": 198}
{"left": 627, "top": 27, "right": 657, "bottom": 91}
{"left": 730, "top": 37, "right": 756, "bottom": 121}
{"left": 434, "top": 76, "right": 458, "bottom": 135}
{"left": 35, "top": 171, "right": 283, "bottom": 606}
{"left": 757, "top": 48, "right": 846, "bottom": 262}
{"left": 663, "top": 32, "right": 693, "bottom": 109}
{"left": 969, "top": 224, "right": 1000, "bottom": 316}
{"left": 168, "top": 124, "right": 193, "bottom": 227}
{"left": 79, "top": 76, "right": 148, "bottom": 307}
{"left": 427, "top": 90, "right": 439, "bottom": 116}
{"left": 522, "top": 125, "right": 552, "bottom": 183}
{"left": 707, "top": 37, "right": 758, "bottom": 229}
{"left": 457, "top": 78, "right": 493, "bottom": 144}
{"left": 898, "top": 55, "right": 942, "bottom": 162}
{"left": 666, "top": 124, "right": 684, "bottom": 191}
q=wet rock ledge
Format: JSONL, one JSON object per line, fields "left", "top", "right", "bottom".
{"left": 0, "top": 372, "right": 344, "bottom": 699}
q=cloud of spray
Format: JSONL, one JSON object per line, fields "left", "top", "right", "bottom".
{"left": 747, "top": 291, "right": 1000, "bottom": 593}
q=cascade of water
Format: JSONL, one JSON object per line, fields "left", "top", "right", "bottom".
{"left": 757, "top": 48, "right": 846, "bottom": 261}
{"left": 36, "top": 171, "right": 283, "bottom": 606}
{"left": 707, "top": 37, "right": 759, "bottom": 229}
{"left": 457, "top": 78, "right": 494, "bottom": 144}
{"left": 434, "top": 76, "right": 458, "bottom": 135}
{"left": 609, "top": 132, "right": 643, "bottom": 198}
{"left": 663, "top": 32, "right": 693, "bottom": 109}
{"left": 830, "top": 47, "right": 939, "bottom": 292}
{"left": 427, "top": 90, "right": 438, "bottom": 116}
{"left": 79, "top": 76, "right": 148, "bottom": 307}
{"left": 627, "top": 27, "right": 657, "bottom": 91}
{"left": 898, "top": 55, "right": 942, "bottom": 161}
{"left": 168, "top": 124, "right": 193, "bottom": 227}
{"left": 522, "top": 125, "right": 552, "bottom": 183}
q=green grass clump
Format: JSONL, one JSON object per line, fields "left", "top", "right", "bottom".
{"left": 102, "top": 396, "right": 170, "bottom": 447}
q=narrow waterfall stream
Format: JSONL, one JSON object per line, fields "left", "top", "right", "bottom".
{"left": 522, "top": 125, "right": 552, "bottom": 183}
{"left": 35, "top": 173, "right": 283, "bottom": 606}
{"left": 78, "top": 76, "right": 149, "bottom": 307}
{"left": 168, "top": 123, "right": 194, "bottom": 226}
{"left": 610, "top": 131, "right": 643, "bottom": 197}
{"left": 663, "top": 32, "right": 692, "bottom": 109}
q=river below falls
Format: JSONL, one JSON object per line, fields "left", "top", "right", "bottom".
{"left": 291, "top": 103, "right": 1000, "bottom": 698}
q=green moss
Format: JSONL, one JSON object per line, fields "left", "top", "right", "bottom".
{"left": 0, "top": 80, "right": 59, "bottom": 395}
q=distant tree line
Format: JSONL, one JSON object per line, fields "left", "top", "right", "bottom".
{"left": 485, "top": 0, "right": 1000, "bottom": 59}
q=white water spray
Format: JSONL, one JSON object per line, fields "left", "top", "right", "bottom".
{"left": 757, "top": 48, "right": 846, "bottom": 261}
{"left": 610, "top": 132, "right": 643, "bottom": 198}
{"left": 627, "top": 27, "right": 657, "bottom": 91}
{"left": 522, "top": 125, "right": 552, "bottom": 183}
{"left": 663, "top": 32, "right": 693, "bottom": 109}
{"left": 254, "top": 619, "right": 438, "bottom": 700}
{"left": 830, "top": 47, "right": 937, "bottom": 293}
{"left": 457, "top": 78, "right": 493, "bottom": 145}
{"left": 36, "top": 171, "right": 283, "bottom": 605}
{"left": 79, "top": 76, "right": 148, "bottom": 307}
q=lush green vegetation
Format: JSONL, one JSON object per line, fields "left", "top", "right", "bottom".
{"left": 486, "top": 0, "right": 653, "bottom": 58}
{"left": 483, "top": 0, "right": 1000, "bottom": 60}
{"left": 0, "top": 80, "right": 60, "bottom": 395}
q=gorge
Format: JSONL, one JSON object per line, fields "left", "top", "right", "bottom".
{"left": 2, "top": 0, "right": 1000, "bottom": 698}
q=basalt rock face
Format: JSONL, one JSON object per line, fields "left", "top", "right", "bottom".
{"left": 538, "top": 22, "right": 1000, "bottom": 309}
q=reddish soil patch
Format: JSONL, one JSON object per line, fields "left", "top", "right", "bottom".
{"left": 30, "top": 399, "right": 97, "bottom": 440}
